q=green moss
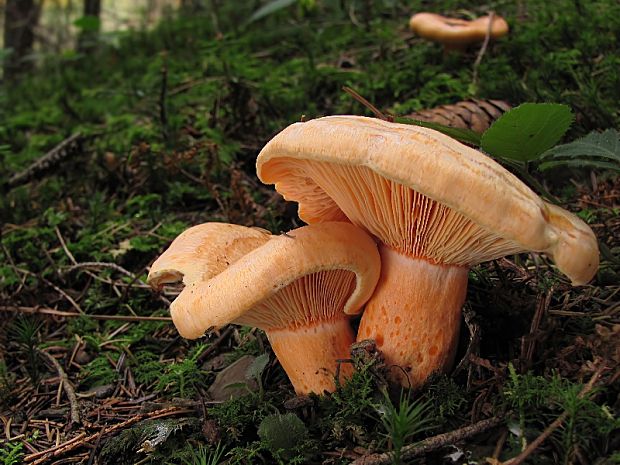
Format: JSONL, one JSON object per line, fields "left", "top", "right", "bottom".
{"left": 79, "top": 353, "right": 119, "bottom": 389}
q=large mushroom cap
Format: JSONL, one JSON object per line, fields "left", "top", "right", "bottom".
{"left": 256, "top": 115, "right": 598, "bottom": 285}
{"left": 409, "top": 12, "right": 509, "bottom": 50}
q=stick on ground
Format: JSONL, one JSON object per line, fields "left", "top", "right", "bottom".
{"left": 37, "top": 350, "right": 81, "bottom": 426}
{"left": 350, "top": 415, "right": 504, "bottom": 465}
{"left": 7, "top": 133, "right": 84, "bottom": 188}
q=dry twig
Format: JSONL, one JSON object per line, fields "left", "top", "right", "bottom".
{"left": 520, "top": 286, "right": 555, "bottom": 368}
{"left": 36, "top": 350, "right": 81, "bottom": 426}
{"left": 472, "top": 11, "right": 495, "bottom": 90}
{"left": 1, "top": 305, "right": 172, "bottom": 322}
{"left": 7, "top": 133, "right": 84, "bottom": 188}
{"left": 350, "top": 415, "right": 504, "bottom": 465}
{"left": 24, "top": 407, "right": 192, "bottom": 464}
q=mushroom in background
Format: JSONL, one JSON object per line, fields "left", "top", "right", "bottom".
{"left": 148, "top": 221, "right": 380, "bottom": 395}
{"left": 409, "top": 12, "right": 509, "bottom": 52}
{"left": 257, "top": 115, "right": 599, "bottom": 388}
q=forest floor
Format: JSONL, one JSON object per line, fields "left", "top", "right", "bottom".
{"left": 1, "top": 1, "right": 619, "bottom": 464}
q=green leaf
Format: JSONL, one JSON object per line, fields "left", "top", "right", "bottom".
{"left": 480, "top": 103, "right": 574, "bottom": 161}
{"left": 74, "top": 16, "right": 101, "bottom": 32}
{"left": 393, "top": 116, "right": 482, "bottom": 146}
{"left": 539, "top": 159, "right": 620, "bottom": 172}
{"left": 248, "top": 0, "right": 298, "bottom": 24}
{"left": 539, "top": 129, "right": 620, "bottom": 171}
{"left": 245, "top": 353, "right": 269, "bottom": 381}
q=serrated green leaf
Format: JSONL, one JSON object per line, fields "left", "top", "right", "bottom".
{"left": 539, "top": 159, "right": 620, "bottom": 172}
{"left": 480, "top": 103, "right": 573, "bottom": 161}
{"left": 540, "top": 129, "right": 620, "bottom": 164}
{"left": 248, "top": 0, "right": 297, "bottom": 24}
{"left": 245, "top": 353, "right": 269, "bottom": 381}
{"left": 393, "top": 116, "right": 482, "bottom": 146}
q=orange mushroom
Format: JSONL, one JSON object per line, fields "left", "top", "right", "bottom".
{"left": 148, "top": 221, "right": 380, "bottom": 394}
{"left": 256, "top": 115, "right": 599, "bottom": 388}
{"left": 409, "top": 12, "right": 509, "bottom": 51}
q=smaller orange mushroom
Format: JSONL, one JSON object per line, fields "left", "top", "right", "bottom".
{"left": 148, "top": 221, "right": 380, "bottom": 395}
{"left": 409, "top": 12, "right": 509, "bottom": 51}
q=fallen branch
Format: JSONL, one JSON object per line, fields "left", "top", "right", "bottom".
{"left": 64, "top": 261, "right": 135, "bottom": 277}
{"left": 350, "top": 415, "right": 504, "bottom": 465}
{"left": 8, "top": 265, "right": 84, "bottom": 314}
{"left": 7, "top": 133, "right": 84, "bottom": 188}
{"left": 1, "top": 305, "right": 172, "bottom": 322}
{"left": 37, "top": 350, "right": 81, "bottom": 426}
{"left": 24, "top": 407, "right": 192, "bottom": 464}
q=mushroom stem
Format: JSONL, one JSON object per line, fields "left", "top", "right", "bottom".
{"left": 268, "top": 317, "right": 355, "bottom": 394}
{"left": 357, "top": 245, "right": 468, "bottom": 388}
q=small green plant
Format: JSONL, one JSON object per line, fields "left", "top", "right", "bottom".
{"left": 319, "top": 362, "right": 378, "bottom": 445}
{"left": 155, "top": 344, "right": 210, "bottom": 397}
{"left": 425, "top": 375, "right": 468, "bottom": 425}
{"left": 79, "top": 353, "right": 119, "bottom": 389}
{"left": 376, "top": 391, "right": 434, "bottom": 465}
{"left": 132, "top": 350, "right": 166, "bottom": 387}
{"left": 8, "top": 316, "right": 42, "bottom": 384}
{"left": 327, "top": 360, "right": 378, "bottom": 420}
{"left": 132, "top": 344, "right": 210, "bottom": 397}
{"left": 179, "top": 443, "right": 225, "bottom": 465}
{"left": 503, "top": 365, "right": 620, "bottom": 462}
{"left": 226, "top": 442, "right": 264, "bottom": 465}
{"left": 209, "top": 390, "right": 278, "bottom": 442}
{"left": 0, "top": 441, "right": 24, "bottom": 465}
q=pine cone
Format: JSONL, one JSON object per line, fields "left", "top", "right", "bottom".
{"left": 406, "top": 99, "right": 511, "bottom": 133}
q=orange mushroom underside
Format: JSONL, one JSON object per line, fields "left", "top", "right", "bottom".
{"left": 238, "top": 269, "right": 357, "bottom": 394}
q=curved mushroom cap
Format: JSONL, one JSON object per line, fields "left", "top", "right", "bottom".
{"left": 149, "top": 221, "right": 380, "bottom": 339}
{"left": 409, "top": 13, "right": 509, "bottom": 48}
{"left": 256, "top": 116, "right": 599, "bottom": 285}
{"left": 148, "top": 222, "right": 271, "bottom": 289}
